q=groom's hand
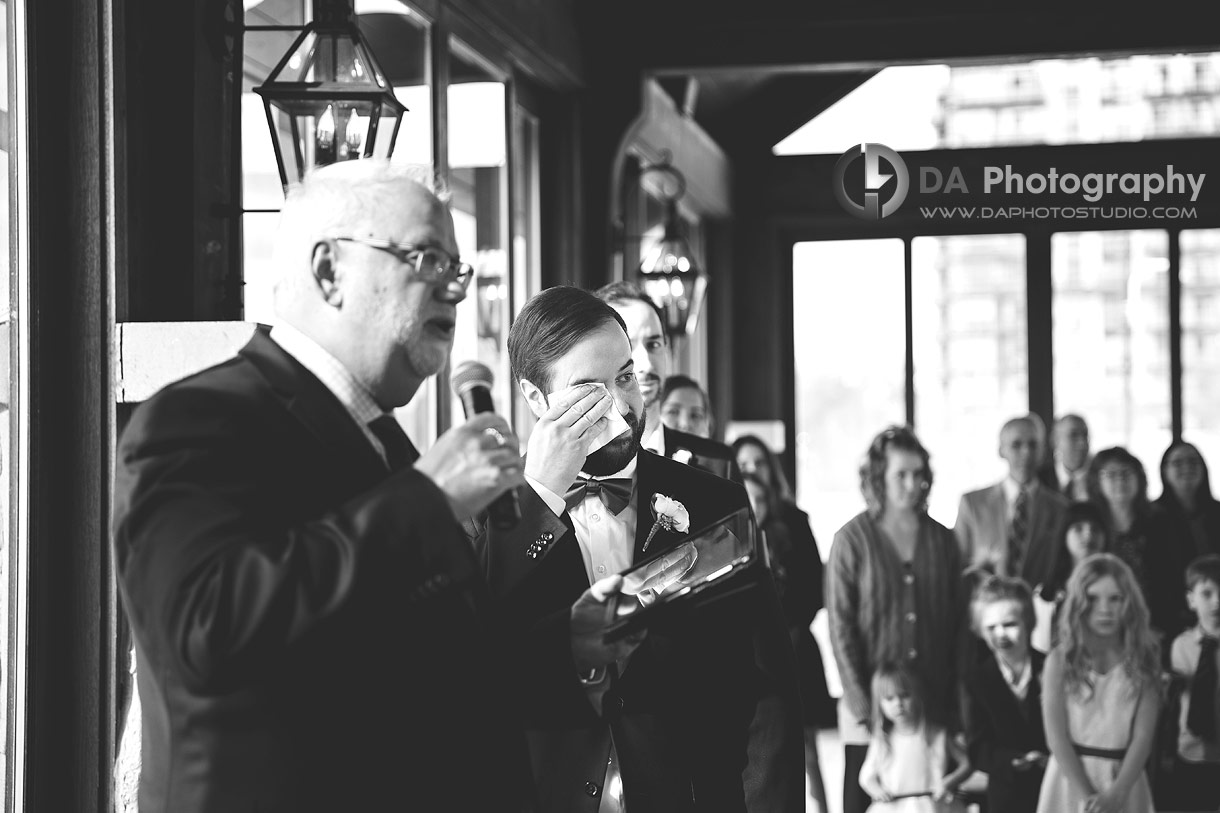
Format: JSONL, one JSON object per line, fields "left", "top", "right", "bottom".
{"left": 524, "top": 384, "right": 613, "bottom": 495}
{"left": 570, "top": 575, "right": 645, "bottom": 675}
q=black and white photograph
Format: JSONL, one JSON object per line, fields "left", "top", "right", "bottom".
{"left": 2, "top": 1, "right": 1220, "bottom": 811}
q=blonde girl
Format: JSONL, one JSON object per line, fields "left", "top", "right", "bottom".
{"left": 859, "top": 664, "right": 970, "bottom": 813}
{"left": 1035, "top": 553, "right": 1160, "bottom": 813}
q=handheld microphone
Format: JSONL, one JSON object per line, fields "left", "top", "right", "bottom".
{"left": 451, "top": 360, "right": 521, "bottom": 530}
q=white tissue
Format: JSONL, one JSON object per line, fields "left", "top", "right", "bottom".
{"left": 549, "top": 383, "right": 632, "bottom": 453}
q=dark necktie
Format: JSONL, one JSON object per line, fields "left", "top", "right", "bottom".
{"left": 368, "top": 414, "right": 419, "bottom": 472}
{"left": 1186, "top": 634, "right": 1218, "bottom": 743}
{"left": 1007, "top": 486, "right": 1029, "bottom": 577}
{"left": 564, "top": 476, "right": 633, "bottom": 515}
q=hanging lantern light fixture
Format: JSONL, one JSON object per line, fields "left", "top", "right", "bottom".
{"left": 634, "top": 155, "right": 706, "bottom": 338}
{"left": 254, "top": 0, "right": 407, "bottom": 189}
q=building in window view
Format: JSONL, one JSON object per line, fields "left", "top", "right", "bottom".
{"left": 937, "top": 53, "right": 1220, "bottom": 147}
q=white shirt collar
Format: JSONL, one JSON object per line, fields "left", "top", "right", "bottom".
{"left": 1002, "top": 476, "right": 1038, "bottom": 506}
{"left": 996, "top": 655, "right": 1032, "bottom": 699}
{"left": 642, "top": 421, "right": 665, "bottom": 456}
{"left": 269, "top": 323, "right": 390, "bottom": 457}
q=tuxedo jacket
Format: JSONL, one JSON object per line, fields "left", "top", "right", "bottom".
{"left": 471, "top": 450, "right": 804, "bottom": 813}
{"left": 964, "top": 651, "right": 1047, "bottom": 813}
{"left": 662, "top": 424, "right": 742, "bottom": 483}
{"left": 112, "top": 328, "right": 532, "bottom": 813}
{"left": 954, "top": 483, "right": 1068, "bottom": 589}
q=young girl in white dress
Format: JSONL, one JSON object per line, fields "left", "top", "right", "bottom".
{"left": 1036, "top": 553, "right": 1160, "bottom": 813}
{"left": 859, "top": 664, "right": 971, "bottom": 813}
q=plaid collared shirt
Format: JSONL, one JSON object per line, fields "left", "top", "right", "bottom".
{"left": 269, "top": 322, "right": 395, "bottom": 466}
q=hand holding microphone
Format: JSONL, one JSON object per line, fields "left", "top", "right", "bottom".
{"left": 450, "top": 361, "right": 522, "bottom": 529}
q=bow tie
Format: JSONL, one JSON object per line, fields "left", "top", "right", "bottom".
{"left": 564, "top": 476, "right": 634, "bottom": 515}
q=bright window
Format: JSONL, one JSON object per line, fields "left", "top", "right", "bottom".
{"left": 792, "top": 239, "right": 906, "bottom": 554}
{"left": 774, "top": 52, "right": 1220, "bottom": 155}
{"left": 913, "top": 234, "right": 1028, "bottom": 526}
{"left": 1052, "top": 230, "right": 1172, "bottom": 495}
{"left": 1180, "top": 228, "right": 1220, "bottom": 483}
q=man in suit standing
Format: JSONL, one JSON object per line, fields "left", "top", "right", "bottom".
{"left": 1038, "top": 414, "right": 1091, "bottom": 501}
{"left": 955, "top": 415, "right": 1068, "bottom": 591}
{"left": 113, "top": 162, "right": 626, "bottom": 812}
{"left": 473, "top": 286, "right": 803, "bottom": 813}
{"left": 595, "top": 281, "right": 740, "bottom": 482}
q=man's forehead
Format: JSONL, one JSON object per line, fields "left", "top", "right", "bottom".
{"left": 1003, "top": 423, "right": 1037, "bottom": 443}
{"left": 552, "top": 324, "right": 631, "bottom": 383}
{"left": 612, "top": 299, "right": 663, "bottom": 337}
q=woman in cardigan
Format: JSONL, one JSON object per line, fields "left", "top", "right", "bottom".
{"left": 827, "top": 425, "right": 965, "bottom": 813}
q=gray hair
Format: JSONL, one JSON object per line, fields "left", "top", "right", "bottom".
{"left": 271, "top": 160, "right": 448, "bottom": 311}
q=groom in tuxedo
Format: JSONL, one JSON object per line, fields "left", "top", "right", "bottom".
{"left": 472, "top": 286, "right": 802, "bottom": 813}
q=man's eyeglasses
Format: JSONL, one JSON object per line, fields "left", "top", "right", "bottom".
{"left": 334, "top": 237, "right": 474, "bottom": 290}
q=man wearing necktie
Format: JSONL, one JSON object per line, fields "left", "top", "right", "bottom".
{"left": 472, "top": 286, "right": 803, "bottom": 813}
{"left": 111, "top": 162, "right": 623, "bottom": 812}
{"left": 955, "top": 415, "right": 1068, "bottom": 593}
{"left": 1038, "top": 414, "right": 1091, "bottom": 501}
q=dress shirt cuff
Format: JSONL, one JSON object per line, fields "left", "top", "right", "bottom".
{"left": 525, "top": 474, "right": 567, "bottom": 517}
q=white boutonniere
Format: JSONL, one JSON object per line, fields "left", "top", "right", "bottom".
{"left": 644, "top": 493, "right": 690, "bottom": 552}
{"left": 671, "top": 448, "right": 694, "bottom": 465}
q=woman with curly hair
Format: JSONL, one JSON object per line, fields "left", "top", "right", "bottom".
{"left": 827, "top": 425, "right": 964, "bottom": 813}
{"left": 1087, "top": 446, "right": 1181, "bottom": 639}
{"left": 1036, "top": 553, "right": 1160, "bottom": 813}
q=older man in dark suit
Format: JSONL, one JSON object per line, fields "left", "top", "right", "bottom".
{"left": 472, "top": 286, "right": 803, "bottom": 813}
{"left": 112, "top": 162, "right": 624, "bottom": 812}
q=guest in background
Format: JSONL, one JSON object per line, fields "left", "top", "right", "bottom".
{"left": 1039, "top": 415, "right": 1091, "bottom": 501}
{"left": 744, "top": 470, "right": 829, "bottom": 810}
{"left": 733, "top": 434, "right": 835, "bottom": 728}
{"left": 964, "top": 576, "right": 1048, "bottom": 813}
{"left": 1166, "top": 553, "right": 1220, "bottom": 811}
{"left": 955, "top": 415, "right": 1067, "bottom": 591}
{"left": 595, "top": 282, "right": 739, "bottom": 481}
{"left": 1035, "top": 554, "right": 1160, "bottom": 813}
{"left": 1156, "top": 440, "right": 1220, "bottom": 562}
{"left": 1088, "top": 446, "right": 1181, "bottom": 640}
{"left": 858, "top": 664, "right": 971, "bottom": 813}
{"left": 1031, "top": 500, "right": 1110, "bottom": 653}
{"left": 659, "top": 373, "right": 712, "bottom": 439}
{"left": 828, "top": 426, "right": 964, "bottom": 813}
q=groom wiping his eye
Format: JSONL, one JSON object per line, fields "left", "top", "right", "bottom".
{"left": 469, "top": 285, "right": 804, "bottom": 813}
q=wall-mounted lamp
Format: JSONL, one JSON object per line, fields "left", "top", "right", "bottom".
{"left": 254, "top": 0, "right": 406, "bottom": 189}
{"left": 634, "top": 155, "right": 706, "bottom": 338}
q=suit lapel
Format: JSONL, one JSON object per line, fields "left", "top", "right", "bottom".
{"left": 989, "top": 484, "right": 1008, "bottom": 551}
{"left": 240, "top": 329, "right": 387, "bottom": 485}
{"left": 632, "top": 449, "right": 750, "bottom": 562}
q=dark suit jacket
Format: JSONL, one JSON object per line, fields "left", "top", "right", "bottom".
{"left": 964, "top": 651, "right": 1047, "bottom": 813}
{"left": 113, "top": 329, "right": 532, "bottom": 813}
{"left": 471, "top": 451, "right": 804, "bottom": 813}
{"left": 662, "top": 424, "right": 742, "bottom": 483}
{"left": 954, "top": 483, "right": 1068, "bottom": 590}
